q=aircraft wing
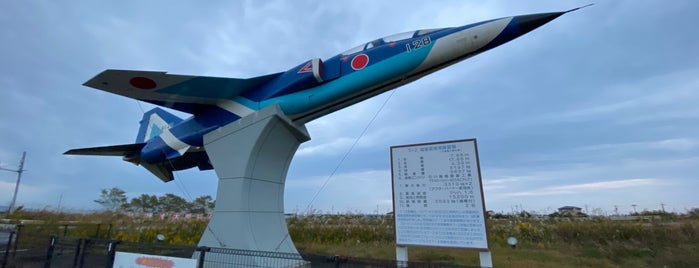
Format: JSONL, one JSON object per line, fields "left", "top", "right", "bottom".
{"left": 83, "top": 70, "right": 281, "bottom": 114}
{"left": 64, "top": 143, "right": 146, "bottom": 156}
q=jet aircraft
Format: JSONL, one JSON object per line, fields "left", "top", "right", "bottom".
{"left": 66, "top": 8, "right": 586, "bottom": 182}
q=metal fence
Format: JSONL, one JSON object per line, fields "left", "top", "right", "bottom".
{"left": 1, "top": 231, "right": 16, "bottom": 268}
{"left": 194, "top": 247, "right": 309, "bottom": 267}
{"left": 300, "top": 253, "right": 478, "bottom": 268}
{"left": 0, "top": 226, "right": 477, "bottom": 268}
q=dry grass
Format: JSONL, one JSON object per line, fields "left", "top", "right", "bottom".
{"left": 288, "top": 214, "right": 699, "bottom": 267}
{"left": 3, "top": 210, "right": 699, "bottom": 267}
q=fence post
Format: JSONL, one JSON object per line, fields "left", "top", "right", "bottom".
{"left": 106, "top": 224, "right": 113, "bottom": 239}
{"left": 2, "top": 231, "right": 14, "bottom": 268}
{"left": 79, "top": 239, "right": 90, "bottom": 268}
{"left": 333, "top": 255, "right": 340, "bottom": 268}
{"left": 94, "top": 224, "right": 101, "bottom": 238}
{"left": 12, "top": 224, "right": 22, "bottom": 257}
{"left": 196, "top": 246, "right": 210, "bottom": 268}
{"left": 63, "top": 224, "right": 69, "bottom": 237}
{"left": 105, "top": 240, "right": 120, "bottom": 268}
{"left": 44, "top": 235, "right": 57, "bottom": 268}
{"left": 72, "top": 239, "right": 82, "bottom": 268}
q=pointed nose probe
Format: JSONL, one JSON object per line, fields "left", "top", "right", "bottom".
{"left": 514, "top": 12, "right": 565, "bottom": 35}
{"left": 514, "top": 4, "right": 592, "bottom": 34}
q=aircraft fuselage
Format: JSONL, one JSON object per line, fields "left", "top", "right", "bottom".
{"left": 69, "top": 11, "right": 574, "bottom": 182}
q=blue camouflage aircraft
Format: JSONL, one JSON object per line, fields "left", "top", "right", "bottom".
{"left": 66, "top": 8, "right": 586, "bottom": 182}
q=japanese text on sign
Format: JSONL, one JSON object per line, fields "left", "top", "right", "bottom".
{"left": 391, "top": 139, "right": 488, "bottom": 249}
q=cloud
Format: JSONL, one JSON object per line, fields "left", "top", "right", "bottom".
{"left": 0, "top": 180, "right": 66, "bottom": 206}
{"left": 503, "top": 178, "right": 661, "bottom": 197}
{"left": 577, "top": 138, "right": 698, "bottom": 153}
{"left": 1, "top": 1, "right": 698, "bottom": 214}
{"left": 0, "top": 180, "right": 16, "bottom": 200}
{"left": 296, "top": 137, "right": 355, "bottom": 157}
{"left": 651, "top": 139, "right": 698, "bottom": 151}
{"left": 286, "top": 169, "right": 392, "bottom": 213}
{"left": 519, "top": 69, "right": 699, "bottom": 126}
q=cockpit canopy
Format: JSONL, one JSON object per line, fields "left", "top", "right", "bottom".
{"left": 341, "top": 28, "right": 447, "bottom": 55}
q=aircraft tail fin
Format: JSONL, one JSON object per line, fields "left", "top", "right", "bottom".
{"left": 136, "top": 107, "right": 183, "bottom": 143}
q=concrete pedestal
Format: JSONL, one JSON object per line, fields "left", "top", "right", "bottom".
{"left": 196, "top": 105, "right": 310, "bottom": 264}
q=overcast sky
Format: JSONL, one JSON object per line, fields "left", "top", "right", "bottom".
{"left": 1, "top": 1, "right": 697, "bottom": 215}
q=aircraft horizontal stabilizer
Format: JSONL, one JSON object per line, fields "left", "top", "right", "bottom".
{"left": 65, "top": 143, "right": 175, "bottom": 182}
{"left": 64, "top": 143, "right": 145, "bottom": 156}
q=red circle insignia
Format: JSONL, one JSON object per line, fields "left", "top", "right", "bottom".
{"left": 351, "top": 54, "right": 369, "bottom": 70}
{"left": 129, "top": 77, "right": 157, "bottom": 90}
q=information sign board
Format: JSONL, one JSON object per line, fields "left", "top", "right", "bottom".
{"left": 113, "top": 251, "right": 197, "bottom": 268}
{"left": 391, "top": 139, "right": 488, "bottom": 249}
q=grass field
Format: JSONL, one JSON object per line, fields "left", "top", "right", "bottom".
{"left": 287, "top": 213, "right": 699, "bottom": 267}
{"left": 2, "top": 210, "right": 698, "bottom": 267}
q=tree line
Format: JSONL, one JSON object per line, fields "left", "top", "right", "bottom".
{"left": 94, "top": 187, "right": 215, "bottom": 214}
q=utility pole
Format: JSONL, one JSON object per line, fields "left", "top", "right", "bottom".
{"left": 1, "top": 151, "right": 26, "bottom": 214}
{"left": 631, "top": 204, "right": 637, "bottom": 214}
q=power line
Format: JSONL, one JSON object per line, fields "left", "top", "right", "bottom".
{"left": 301, "top": 89, "right": 398, "bottom": 215}
{"left": 274, "top": 90, "right": 399, "bottom": 251}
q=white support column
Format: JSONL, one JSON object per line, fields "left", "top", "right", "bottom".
{"left": 396, "top": 246, "right": 408, "bottom": 268}
{"left": 479, "top": 250, "right": 493, "bottom": 267}
{"left": 196, "top": 105, "right": 310, "bottom": 266}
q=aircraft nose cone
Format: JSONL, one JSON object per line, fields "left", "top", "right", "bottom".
{"left": 514, "top": 12, "right": 564, "bottom": 35}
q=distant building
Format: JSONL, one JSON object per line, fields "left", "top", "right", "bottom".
{"left": 558, "top": 206, "right": 583, "bottom": 216}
